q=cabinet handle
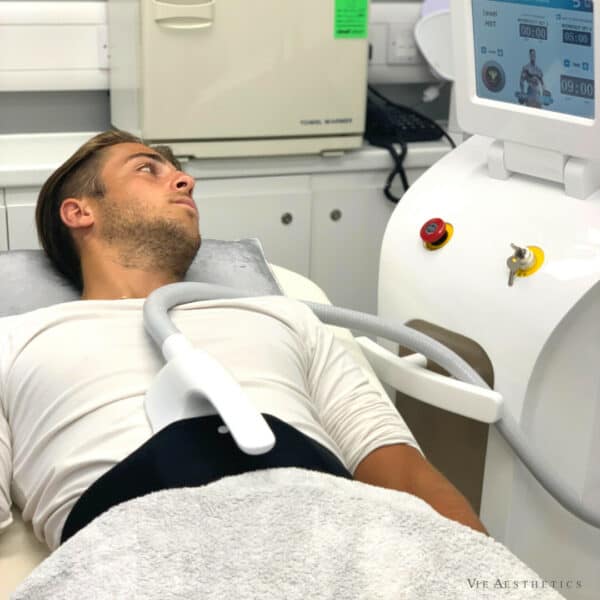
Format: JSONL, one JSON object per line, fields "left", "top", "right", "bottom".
{"left": 330, "top": 209, "right": 342, "bottom": 221}
{"left": 153, "top": 1, "right": 215, "bottom": 30}
{"left": 281, "top": 212, "right": 293, "bottom": 225}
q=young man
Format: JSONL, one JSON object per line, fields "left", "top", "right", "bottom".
{"left": 0, "top": 130, "right": 485, "bottom": 551}
{"left": 520, "top": 48, "right": 546, "bottom": 108}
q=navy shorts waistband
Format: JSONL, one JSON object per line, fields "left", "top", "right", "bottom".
{"left": 61, "top": 414, "right": 351, "bottom": 544}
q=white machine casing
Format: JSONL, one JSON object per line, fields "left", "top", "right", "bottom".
{"left": 379, "top": 134, "right": 600, "bottom": 600}
{"left": 107, "top": 0, "right": 369, "bottom": 158}
{"left": 380, "top": 1, "right": 600, "bottom": 598}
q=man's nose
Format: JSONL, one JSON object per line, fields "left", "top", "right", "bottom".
{"left": 173, "top": 171, "right": 195, "bottom": 193}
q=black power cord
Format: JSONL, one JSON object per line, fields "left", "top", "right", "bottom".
{"left": 365, "top": 85, "right": 456, "bottom": 203}
{"left": 380, "top": 141, "right": 409, "bottom": 203}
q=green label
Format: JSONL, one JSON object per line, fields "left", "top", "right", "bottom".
{"left": 335, "top": 0, "right": 369, "bottom": 39}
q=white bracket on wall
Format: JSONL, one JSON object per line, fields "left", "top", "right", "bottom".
{"left": 0, "top": 1, "right": 108, "bottom": 91}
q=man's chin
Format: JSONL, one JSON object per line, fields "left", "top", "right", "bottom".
{"left": 108, "top": 223, "right": 201, "bottom": 279}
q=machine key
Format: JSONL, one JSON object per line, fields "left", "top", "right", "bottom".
{"left": 511, "top": 243, "right": 527, "bottom": 260}
{"left": 507, "top": 256, "right": 520, "bottom": 286}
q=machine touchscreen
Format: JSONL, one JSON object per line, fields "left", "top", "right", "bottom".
{"left": 472, "top": 0, "right": 595, "bottom": 118}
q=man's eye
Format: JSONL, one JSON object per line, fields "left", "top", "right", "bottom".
{"left": 138, "top": 163, "right": 155, "bottom": 173}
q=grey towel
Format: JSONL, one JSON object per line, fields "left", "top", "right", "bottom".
{"left": 13, "top": 469, "right": 565, "bottom": 599}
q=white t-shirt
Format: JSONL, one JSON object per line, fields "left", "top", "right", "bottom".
{"left": 0, "top": 296, "right": 418, "bottom": 550}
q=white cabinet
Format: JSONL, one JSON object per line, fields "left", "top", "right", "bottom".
{"left": 310, "top": 171, "right": 394, "bottom": 314}
{"left": 4, "top": 188, "right": 39, "bottom": 250}
{"left": 0, "top": 189, "right": 8, "bottom": 251}
{"left": 196, "top": 175, "right": 311, "bottom": 276}
{"left": 310, "top": 167, "right": 429, "bottom": 314}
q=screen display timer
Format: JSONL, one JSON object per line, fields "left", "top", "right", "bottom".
{"left": 473, "top": 0, "right": 595, "bottom": 118}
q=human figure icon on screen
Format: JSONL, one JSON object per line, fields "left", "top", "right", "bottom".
{"left": 518, "top": 48, "right": 551, "bottom": 108}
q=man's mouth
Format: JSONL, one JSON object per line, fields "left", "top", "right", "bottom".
{"left": 172, "top": 197, "right": 197, "bottom": 213}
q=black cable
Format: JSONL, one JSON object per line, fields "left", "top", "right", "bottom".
{"left": 379, "top": 141, "right": 408, "bottom": 204}
{"left": 367, "top": 85, "right": 456, "bottom": 149}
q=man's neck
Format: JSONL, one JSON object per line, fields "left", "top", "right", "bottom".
{"left": 81, "top": 272, "right": 180, "bottom": 300}
{"left": 79, "top": 247, "right": 183, "bottom": 300}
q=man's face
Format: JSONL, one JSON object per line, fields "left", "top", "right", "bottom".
{"left": 92, "top": 142, "right": 201, "bottom": 276}
{"left": 530, "top": 49, "right": 536, "bottom": 63}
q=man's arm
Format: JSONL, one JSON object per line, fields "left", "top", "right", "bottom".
{"left": 520, "top": 66, "right": 528, "bottom": 92}
{"left": 299, "top": 305, "right": 486, "bottom": 534}
{"left": 354, "top": 443, "right": 488, "bottom": 535}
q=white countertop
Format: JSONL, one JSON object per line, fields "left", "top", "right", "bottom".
{"left": 0, "top": 132, "right": 453, "bottom": 188}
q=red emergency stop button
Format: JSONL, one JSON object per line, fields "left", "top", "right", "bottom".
{"left": 420, "top": 218, "right": 453, "bottom": 250}
{"left": 421, "top": 218, "right": 447, "bottom": 243}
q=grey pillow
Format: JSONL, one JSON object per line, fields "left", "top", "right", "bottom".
{"left": 0, "top": 239, "right": 282, "bottom": 318}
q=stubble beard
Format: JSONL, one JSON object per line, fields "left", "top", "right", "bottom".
{"left": 99, "top": 203, "right": 201, "bottom": 279}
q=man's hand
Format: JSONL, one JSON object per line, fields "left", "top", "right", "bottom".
{"left": 354, "top": 444, "right": 488, "bottom": 535}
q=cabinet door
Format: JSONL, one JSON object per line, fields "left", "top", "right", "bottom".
{"left": 310, "top": 169, "right": 425, "bottom": 314}
{"left": 195, "top": 175, "right": 311, "bottom": 276}
{"left": 310, "top": 172, "right": 393, "bottom": 313}
{"left": 5, "top": 187, "right": 40, "bottom": 250}
{"left": 0, "top": 190, "right": 8, "bottom": 251}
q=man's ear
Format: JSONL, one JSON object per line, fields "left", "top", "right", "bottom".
{"left": 59, "top": 198, "right": 95, "bottom": 230}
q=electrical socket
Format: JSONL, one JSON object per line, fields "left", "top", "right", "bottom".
{"left": 368, "top": 1, "right": 435, "bottom": 84}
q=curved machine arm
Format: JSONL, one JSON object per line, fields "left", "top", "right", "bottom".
{"left": 354, "top": 337, "right": 502, "bottom": 423}
{"left": 143, "top": 282, "right": 600, "bottom": 529}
